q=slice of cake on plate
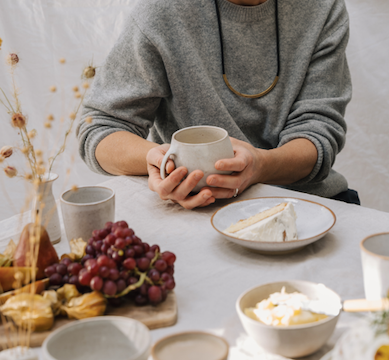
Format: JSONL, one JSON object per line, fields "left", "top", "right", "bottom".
{"left": 223, "top": 202, "right": 298, "bottom": 242}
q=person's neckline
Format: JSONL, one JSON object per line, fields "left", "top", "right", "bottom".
{"left": 217, "top": 0, "right": 275, "bottom": 22}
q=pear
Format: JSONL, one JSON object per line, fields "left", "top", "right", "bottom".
{"left": 13, "top": 223, "right": 59, "bottom": 279}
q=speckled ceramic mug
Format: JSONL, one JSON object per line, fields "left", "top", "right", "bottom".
{"left": 360, "top": 232, "right": 389, "bottom": 300}
{"left": 60, "top": 186, "right": 115, "bottom": 243}
{"left": 160, "top": 126, "right": 234, "bottom": 193}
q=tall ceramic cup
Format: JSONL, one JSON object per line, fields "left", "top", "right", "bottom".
{"left": 60, "top": 186, "right": 115, "bottom": 243}
{"left": 160, "top": 126, "right": 234, "bottom": 193}
{"left": 360, "top": 232, "right": 389, "bottom": 300}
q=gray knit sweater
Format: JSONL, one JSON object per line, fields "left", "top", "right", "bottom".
{"left": 77, "top": 0, "right": 352, "bottom": 198}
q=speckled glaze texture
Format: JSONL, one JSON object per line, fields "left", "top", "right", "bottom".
{"left": 60, "top": 186, "right": 115, "bottom": 243}
{"left": 42, "top": 316, "right": 151, "bottom": 360}
{"left": 160, "top": 126, "right": 234, "bottom": 193}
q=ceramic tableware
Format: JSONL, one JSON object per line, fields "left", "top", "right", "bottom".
{"left": 160, "top": 126, "right": 234, "bottom": 193}
{"left": 236, "top": 280, "right": 341, "bottom": 358}
{"left": 151, "top": 331, "right": 229, "bottom": 360}
{"left": 60, "top": 186, "right": 115, "bottom": 243}
{"left": 360, "top": 232, "right": 389, "bottom": 300}
{"left": 42, "top": 316, "right": 151, "bottom": 360}
{"left": 211, "top": 197, "right": 336, "bottom": 254}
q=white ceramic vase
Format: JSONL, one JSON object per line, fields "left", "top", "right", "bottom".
{"left": 31, "top": 173, "right": 61, "bottom": 244}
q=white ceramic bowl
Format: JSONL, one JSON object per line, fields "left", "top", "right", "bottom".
{"left": 42, "top": 316, "right": 151, "bottom": 360}
{"left": 236, "top": 280, "right": 341, "bottom": 358}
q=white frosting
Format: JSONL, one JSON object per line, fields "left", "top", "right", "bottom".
{"left": 331, "top": 318, "right": 389, "bottom": 360}
{"left": 225, "top": 202, "right": 298, "bottom": 242}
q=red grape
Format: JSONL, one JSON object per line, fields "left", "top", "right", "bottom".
{"left": 109, "top": 268, "right": 119, "bottom": 281}
{"left": 107, "top": 258, "right": 117, "bottom": 269}
{"left": 114, "top": 228, "right": 126, "bottom": 239}
{"left": 60, "top": 257, "right": 72, "bottom": 267}
{"left": 161, "top": 251, "right": 176, "bottom": 266}
{"left": 161, "top": 273, "right": 172, "bottom": 282}
{"left": 44, "top": 265, "right": 56, "bottom": 277}
{"left": 103, "top": 280, "right": 117, "bottom": 296}
{"left": 150, "top": 244, "right": 160, "bottom": 253}
{"left": 115, "top": 238, "right": 126, "bottom": 249}
{"left": 127, "top": 276, "right": 138, "bottom": 286}
{"left": 133, "top": 245, "right": 144, "bottom": 257}
{"left": 165, "top": 279, "right": 176, "bottom": 290}
{"left": 132, "top": 236, "right": 142, "bottom": 245}
{"left": 148, "top": 285, "right": 162, "bottom": 304}
{"left": 124, "top": 236, "right": 133, "bottom": 246}
{"left": 85, "top": 259, "right": 99, "bottom": 276}
{"left": 140, "top": 283, "right": 149, "bottom": 296}
{"left": 85, "top": 244, "right": 95, "bottom": 256}
{"left": 123, "top": 228, "right": 134, "bottom": 237}
{"left": 56, "top": 263, "right": 68, "bottom": 276}
{"left": 68, "top": 275, "right": 79, "bottom": 286}
{"left": 154, "top": 259, "right": 167, "bottom": 272}
{"left": 90, "top": 276, "right": 103, "bottom": 291}
{"left": 117, "top": 220, "right": 128, "bottom": 228}
{"left": 137, "top": 257, "right": 150, "bottom": 271}
{"left": 119, "top": 270, "right": 130, "bottom": 280}
{"left": 116, "top": 279, "right": 126, "bottom": 293}
{"left": 105, "top": 221, "right": 113, "bottom": 229}
{"left": 87, "top": 237, "right": 95, "bottom": 245}
{"left": 165, "top": 265, "right": 174, "bottom": 275}
{"left": 148, "top": 269, "right": 160, "bottom": 282}
{"left": 123, "top": 257, "right": 136, "bottom": 270}
{"left": 106, "top": 234, "right": 116, "bottom": 246}
{"left": 99, "top": 266, "right": 110, "bottom": 278}
{"left": 125, "top": 248, "right": 135, "bottom": 258}
{"left": 93, "top": 240, "right": 103, "bottom": 251}
{"left": 101, "top": 243, "right": 109, "bottom": 254}
{"left": 49, "top": 273, "right": 62, "bottom": 286}
{"left": 97, "top": 254, "right": 110, "bottom": 267}
{"left": 62, "top": 274, "right": 70, "bottom": 284}
{"left": 134, "top": 294, "right": 148, "bottom": 305}
{"left": 81, "top": 254, "right": 93, "bottom": 265}
{"left": 79, "top": 269, "right": 93, "bottom": 286}
{"left": 112, "top": 251, "right": 124, "bottom": 263}
{"left": 68, "top": 262, "right": 83, "bottom": 276}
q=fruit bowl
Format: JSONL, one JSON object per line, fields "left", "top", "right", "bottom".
{"left": 42, "top": 316, "right": 151, "bottom": 360}
{"left": 236, "top": 280, "right": 341, "bottom": 358}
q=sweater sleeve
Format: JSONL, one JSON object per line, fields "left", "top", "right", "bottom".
{"left": 76, "top": 17, "right": 171, "bottom": 176}
{"left": 278, "top": 5, "right": 351, "bottom": 185}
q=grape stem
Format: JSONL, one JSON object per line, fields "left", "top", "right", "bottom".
{"left": 105, "top": 272, "right": 146, "bottom": 299}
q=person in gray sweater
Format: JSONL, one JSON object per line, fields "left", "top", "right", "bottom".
{"left": 78, "top": 0, "right": 358, "bottom": 209}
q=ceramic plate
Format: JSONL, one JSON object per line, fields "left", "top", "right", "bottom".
{"left": 211, "top": 197, "right": 336, "bottom": 254}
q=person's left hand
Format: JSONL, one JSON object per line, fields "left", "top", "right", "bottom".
{"left": 203, "top": 137, "right": 263, "bottom": 198}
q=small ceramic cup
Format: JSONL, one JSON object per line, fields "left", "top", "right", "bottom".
{"left": 360, "top": 232, "right": 389, "bottom": 300}
{"left": 160, "top": 126, "right": 234, "bottom": 193}
{"left": 60, "top": 186, "right": 115, "bottom": 243}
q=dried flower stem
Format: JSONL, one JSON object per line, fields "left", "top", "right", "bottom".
{"left": 48, "top": 88, "right": 86, "bottom": 174}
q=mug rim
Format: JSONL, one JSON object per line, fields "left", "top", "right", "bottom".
{"left": 60, "top": 185, "right": 115, "bottom": 206}
{"left": 172, "top": 125, "right": 228, "bottom": 145}
{"left": 360, "top": 232, "right": 389, "bottom": 260}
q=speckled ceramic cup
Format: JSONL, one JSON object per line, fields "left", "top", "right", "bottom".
{"left": 361, "top": 232, "right": 389, "bottom": 300}
{"left": 60, "top": 186, "right": 115, "bottom": 243}
{"left": 160, "top": 126, "right": 234, "bottom": 193}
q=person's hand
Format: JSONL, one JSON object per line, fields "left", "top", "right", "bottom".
{"left": 204, "top": 137, "right": 263, "bottom": 198}
{"left": 146, "top": 144, "right": 216, "bottom": 209}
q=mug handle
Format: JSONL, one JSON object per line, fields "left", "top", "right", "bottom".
{"left": 160, "top": 145, "right": 176, "bottom": 180}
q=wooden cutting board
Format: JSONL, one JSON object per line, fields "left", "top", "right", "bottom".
{"left": 0, "top": 291, "right": 177, "bottom": 348}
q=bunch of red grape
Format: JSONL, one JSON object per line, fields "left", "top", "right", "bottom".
{"left": 44, "top": 220, "right": 176, "bottom": 305}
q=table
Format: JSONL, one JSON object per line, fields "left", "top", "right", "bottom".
{"left": 1, "top": 175, "right": 388, "bottom": 359}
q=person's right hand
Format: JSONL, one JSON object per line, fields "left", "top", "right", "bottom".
{"left": 146, "top": 145, "right": 216, "bottom": 209}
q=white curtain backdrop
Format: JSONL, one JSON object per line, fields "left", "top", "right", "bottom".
{"left": 0, "top": 0, "right": 388, "bottom": 222}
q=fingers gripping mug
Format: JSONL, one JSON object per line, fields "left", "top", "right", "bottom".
{"left": 160, "top": 126, "right": 234, "bottom": 193}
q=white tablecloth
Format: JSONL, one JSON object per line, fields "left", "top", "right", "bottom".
{"left": 1, "top": 176, "right": 389, "bottom": 359}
